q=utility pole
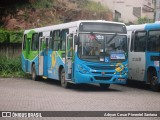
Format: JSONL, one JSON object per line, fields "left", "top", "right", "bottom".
{"left": 154, "top": 0, "right": 156, "bottom": 21}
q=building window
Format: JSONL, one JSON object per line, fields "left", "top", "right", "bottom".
{"left": 115, "top": 10, "right": 121, "bottom": 21}
{"left": 133, "top": 7, "right": 141, "bottom": 18}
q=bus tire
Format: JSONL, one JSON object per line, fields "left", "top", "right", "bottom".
{"left": 60, "top": 68, "right": 69, "bottom": 88}
{"left": 99, "top": 83, "right": 110, "bottom": 90}
{"left": 149, "top": 70, "right": 160, "bottom": 91}
{"left": 31, "top": 64, "right": 38, "bottom": 81}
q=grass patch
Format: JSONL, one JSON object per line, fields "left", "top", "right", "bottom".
{"left": 0, "top": 55, "right": 26, "bottom": 78}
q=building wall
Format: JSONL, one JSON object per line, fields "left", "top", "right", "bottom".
{"left": 155, "top": 0, "right": 160, "bottom": 21}
{"left": 93, "top": 0, "right": 154, "bottom": 23}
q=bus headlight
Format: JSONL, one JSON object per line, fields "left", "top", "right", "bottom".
{"left": 77, "top": 65, "right": 89, "bottom": 74}
{"left": 78, "top": 65, "right": 83, "bottom": 70}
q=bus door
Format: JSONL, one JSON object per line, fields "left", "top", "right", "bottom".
{"left": 38, "top": 37, "right": 45, "bottom": 76}
{"left": 129, "top": 31, "right": 146, "bottom": 81}
{"left": 39, "top": 36, "right": 51, "bottom": 77}
{"left": 43, "top": 37, "right": 51, "bottom": 77}
{"left": 65, "top": 34, "right": 74, "bottom": 80}
{"left": 25, "top": 37, "right": 31, "bottom": 72}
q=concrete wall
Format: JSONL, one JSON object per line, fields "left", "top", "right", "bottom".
{"left": 93, "top": 0, "right": 154, "bottom": 23}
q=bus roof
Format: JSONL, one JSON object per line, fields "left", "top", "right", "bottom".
{"left": 126, "top": 24, "right": 146, "bottom": 31}
{"left": 24, "top": 20, "right": 126, "bottom": 34}
{"left": 127, "top": 22, "right": 160, "bottom": 31}
{"left": 145, "top": 23, "right": 160, "bottom": 30}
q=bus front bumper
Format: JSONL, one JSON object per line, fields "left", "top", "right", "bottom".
{"left": 74, "top": 71, "right": 127, "bottom": 84}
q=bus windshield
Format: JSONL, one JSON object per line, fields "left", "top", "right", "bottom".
{"left": 78, "top": 33, "right": 127, "bottom": 62}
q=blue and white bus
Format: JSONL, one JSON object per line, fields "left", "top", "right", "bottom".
{"left": 22, "top": 20, "right": 128, "bottom": 89}
{"left": 127, "top": 23, "right": 160, "bottom": 91}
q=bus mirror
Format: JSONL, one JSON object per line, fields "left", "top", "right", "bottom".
{"left": 74, "top": 35, "right": 79, "bottom": 45}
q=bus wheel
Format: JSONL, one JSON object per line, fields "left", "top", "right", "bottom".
{"left": 99, "top": 83, "right": 110, "bottom": 90}
{"left": 149, "top": 70, "right": 160, "bottom": 91}
{"left": 60, "top": 68, "right": 69, "bottom": 88}
{"left": 31, "top": 64, "right": 38, "bottom": 81}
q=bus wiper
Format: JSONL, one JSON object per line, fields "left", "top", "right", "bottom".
{"left": 106, "top": 33, "right": 117, "bottom": 44}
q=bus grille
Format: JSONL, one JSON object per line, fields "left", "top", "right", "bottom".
{"left": 92, "top": 72, "right": 114, "bottom": 74}
{"left": 87, "top": 65, "right": 117, "bottom": 70}
{"left": 94, "top": 76, "right": 112, "bottom": 80}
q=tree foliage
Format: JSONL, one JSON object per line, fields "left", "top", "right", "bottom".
{"left": 0, "top": 29, "right": 23, "bottom": 43}
{"left": 137, "top": 17, "right": 154, "bottom": 24}
{"left": 0, "top": 0, "right": 36, "bottom": 5}
{"left": 0, "top": 0, "right": 112, "bottom": 43}
{"left": 85, "top": 1, "right": 109, "bottom": 12}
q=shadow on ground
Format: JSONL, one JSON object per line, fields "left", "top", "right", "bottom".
{"left": 123, "top": 79, "right": 152, "bottom": 91}
{"left": 36, "top": 77, "right": 121, "bottom": 92}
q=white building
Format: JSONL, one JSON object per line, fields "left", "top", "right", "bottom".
{"left": 93, "top": 0, "right": 154, "bottom": 23}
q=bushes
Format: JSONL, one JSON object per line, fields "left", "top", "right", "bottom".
{"left": 0, "top": 55, "right": 25, "bottom": 77}
{"left": 137, "top": 17, "right": 154, "bottom": 24}
{"left": 31, "top": 0, "right": 54, "bottom": 9}
{"left": 0, "top": 29, "right": 24, "bottom": 77}
{"left": 0, "top": 29, "right": 23, "bottom": 43}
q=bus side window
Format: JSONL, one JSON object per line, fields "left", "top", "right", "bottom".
{"left": 134, "top": 31, "right": 147, "bottom": 52}
{"left": 127, "top": 35, "right": 130, "bottom": 52}
{"left": 130, "top": 31, "right": 134, "bottom": 52}
{"left": 68, "top": 34, "right": 73, "bottom": 57}
{"left": 61, "top": 29, "right": 69, "bottom": 50}
{"left": 41, "top": 39, "right": 45, "bottom": 50}
{"left": 46, "top": 38, "right": 49, "bottom": 49}
{"left": 46, "top": 37, "right": 52, "bottom": 51}
{"left": 148, "top": 31, "right": 160, "bottom": 52}
{"left": 31, "top": 33, "right": 39, "bottom": 51}
{"left": 49, "top": 31, "right": 53, "bottom": 50}
{"left": 23, "top": 34, "right": 27, "bottom": 50}
{"left": 148, "top": 36, "right": 155, "bottom": 51}
{"left": 158, "top": 36, "right": 160, "bottom": 51}
{"left": 53, "top": 30, "right": 60, "bottom": 51}
{"left": 38, "top": 32, "right": 43, "bottom": 50}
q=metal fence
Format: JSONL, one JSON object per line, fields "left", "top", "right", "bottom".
{"left": 0, "top": 43, "right": 22, "bottom": 77}
{"left": 0, "top": 43, "right": 22, "bottom": 58}
{"left": 0, "top": 56, "right": 22, "bottom": 77}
